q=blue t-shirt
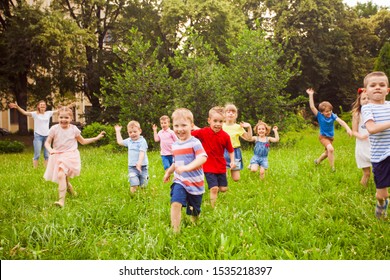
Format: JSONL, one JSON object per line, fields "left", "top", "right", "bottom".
{"left": 123, "top": 136, "right": 148, "bottom": 166}
{"left": 317, "top": 112, "right": 338, "bottom": 137}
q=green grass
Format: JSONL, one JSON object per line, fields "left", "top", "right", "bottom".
{"left": 0, "top": 128, "right": 389, "bottom": 260}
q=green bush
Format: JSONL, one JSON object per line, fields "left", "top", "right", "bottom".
{"left": 81, "top": 122, "right": 115, "bottom": 146}
{"left": 0, "top": 140, "right": 25, "bottom": 153}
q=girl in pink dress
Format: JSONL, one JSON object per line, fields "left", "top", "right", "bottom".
{"left": 44, "top": 106, "right": 105, "bottom": 207}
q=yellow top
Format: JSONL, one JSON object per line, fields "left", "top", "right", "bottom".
{"left": 222, "top": 123, "right": 245, "bottom": 148}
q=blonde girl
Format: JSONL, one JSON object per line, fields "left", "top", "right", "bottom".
{"left": 44, "top": 106, "right": 105, "bottom": 207}
{"left": 248, "top": 121, "right": 279, "bottom": 179}
{"left": 223, "top": 104, "right": 253, "bottom": 181}
{"left": 351, "top": 88, "right": 371, "bottom": 187}
{"left": 9, "top": 100, "right": 58, "bottom": 168}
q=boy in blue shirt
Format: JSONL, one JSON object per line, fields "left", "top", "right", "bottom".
{"left": 115, "top": 121, "right": 148, "bottom": 193}
{"left": 306, "top": 88, "right": 352, "bottom": 172}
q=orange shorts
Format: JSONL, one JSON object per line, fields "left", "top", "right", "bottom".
{"left": 319, "top": 135, "right": 334, "bottom": 149}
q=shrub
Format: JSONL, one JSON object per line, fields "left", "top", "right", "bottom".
{"left": 82, "top": 122, "right": 115, "bottom": 146}
{"left": 0, "top": 140, "right": 25, "bottom": 153}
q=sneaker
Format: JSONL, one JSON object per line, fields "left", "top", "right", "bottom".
{"left": 314, "top": 159, "right": 319, "bottom": 165}
{"left": 331, "top": 167, "right": 336, "bottom": 173}
{"left": 375, "top": 199, "right": 389, "bottom": 219}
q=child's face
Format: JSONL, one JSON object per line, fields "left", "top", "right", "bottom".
{"left": 37, "top": 102, "right": 47, "bottom": 113}
{"left": 208, "top": 113, "right": 224, "bottom": 133}
{"left": 322, "top": 108, "right": 332, "bottom": 118}
{"left": 365, "top": 76, "right": 389, "bottom": 104}
{"left": 173, "top": 117, "right": 192, "bottom": 141}
{"left": 225, "top": 110, "right": 237, "bottom": 122}
{"left": 127, "top": 126, "right": 142, "bottom": 141}
{"left": 257, "top": 124, "right": 266, "bottom": 136}
{"left": 58, "top": 112, "right": 72, "bottom": 128}
{"left": 160, "top": 120, "right": 170, "bottom": 130}
{"left": 360, "top": 92, "right": 369, "bottom": 106}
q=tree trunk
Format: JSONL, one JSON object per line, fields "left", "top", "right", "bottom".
{"left": 12, "top": 72, "right": 29, "bottom": 135}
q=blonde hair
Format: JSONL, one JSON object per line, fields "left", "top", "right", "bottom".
{"left": 254, "top": 120, "right": 271, "bottom": 136}
{"left": 318, "top": 101, "right": 333, "bottom": 112}
{"left": 224, "top": 103, "right": 238, "bottom": 113}
{"left": 127, "top": 120, "right": 141, "bottom": 130}
{"left": 160, "top": 115, "right": 170, "bottom": 122}
{"left": 208, "top": 106, "right": 225, "bottom": 118}
{"left": 58, "top": 106, "right": 73, "bottom": 119}
{"left": 363, "top": 71, "right": 389, "bottom": 87}
{"left": 171, "top": 108, "right": 194, "bottom": 123}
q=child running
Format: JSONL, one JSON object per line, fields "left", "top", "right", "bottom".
{"left": 351, "top": 88, "right": 371, "bottom": 187}
{"left": 306, "top": 88, "right": 352, "bottom": 171}
{"left": 44, "top": 106, "right": 105, "bottom": 207}
{"left": 223, "top": 103, "right": 253, "bottom": 181}
{"left": 152, "top": 115, "right": 178, "bottom": 170}
{"left": 163, "top": 108, "right": 207, "bottom": 233}
{"left": 192, "top": 106, "right": 235, "bottom": 208}
{"left": 115, "top": 121, "right": 149, "bottom": 194}
{"left": 248, "top": 121, "right": 279, "bottom": 179}
{"left": 361, "top": 71, "right": 390, "bottom": 219}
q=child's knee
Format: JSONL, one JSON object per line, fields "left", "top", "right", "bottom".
{"left": 326, "top": 144, "right": 334, "bottom": 153}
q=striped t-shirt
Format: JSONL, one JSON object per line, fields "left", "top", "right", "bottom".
{"left": 172, "top": 136, "right": 207, "bottom": 195}
{"left": 362, "top": 101, "right": 390, "bottom": 163}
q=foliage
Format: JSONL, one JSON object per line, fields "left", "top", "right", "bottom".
{"left": 1, "top": 130, "right": 389, "bottom": 260}
{"left": 374, "top": 42, "right": 390, "bottom": 78}
{"left": 101, "top": 28, "right": 175, "bottom": 147}
{"left": 81, "top": 122, "right": 115, "bottom": 147}
{"left": 0, "top": 140, "right": 25, "bottom": 153}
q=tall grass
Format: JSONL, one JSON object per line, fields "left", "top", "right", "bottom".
{"left": 0, "top": 129, "right": 389, "bottom": 260}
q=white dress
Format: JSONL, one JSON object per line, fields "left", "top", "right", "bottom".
{"left": 355, "top": 114, "right": 371, "bottom": 169}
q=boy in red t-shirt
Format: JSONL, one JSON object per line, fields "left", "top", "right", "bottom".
{"left": 192, "top": 106, "right": 235, "bottom": 208}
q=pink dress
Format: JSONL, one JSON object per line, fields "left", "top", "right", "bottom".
{"left": 44, "top": 124, "right": 81, "bottom": 183}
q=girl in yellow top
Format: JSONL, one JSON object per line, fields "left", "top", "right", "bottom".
{"left": 223, "top": 104, "right": 253, "bottom": 181}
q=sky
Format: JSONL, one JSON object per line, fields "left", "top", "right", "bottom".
{"left": 343, "top": 0, "right": 389, "bottom": 7}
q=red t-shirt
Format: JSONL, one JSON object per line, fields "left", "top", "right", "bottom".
{"left": 191, "top": 127, "right": 234, "bottom": 173}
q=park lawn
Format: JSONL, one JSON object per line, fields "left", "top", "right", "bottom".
{"left": 0, "top": 128, "right": 389, "bottom": 260}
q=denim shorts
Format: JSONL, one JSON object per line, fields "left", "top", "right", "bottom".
{"left": 128, "top": 166, "right": 149, "bottom": 187}
{"left": 224, "top": 148, "right": 243, "bottom": 170}
{"left": 170, "top": 183, "right": 203, "bottom": 216}
{"left": 372, "top": 156, "right": 390, "bottom": 189}
{"left": 33, "top": 132, "right": 49, "bottom": 160}
{"left": 204, "top": 172, "right": 228, "bottom": 189}
{"left": 161, "top": 155, "right": 174, "bottom": 170}
{"left": 250, "top": 156, "right": 269, "bottom": 169}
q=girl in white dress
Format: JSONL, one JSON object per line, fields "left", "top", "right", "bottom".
{"left": 351, "top": 88, "right": 371, "bottom": 187}
{"left": 44, "top": 106, "right": 105, "bottom": 207}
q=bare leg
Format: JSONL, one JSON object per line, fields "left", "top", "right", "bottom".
{"left": 171, "top": 202, "right": 182, "bottom": 233}
{"left": 259, "top": 167, "right": 266, "bottom": 179}
{"left": 130, "top": 186, "right": 137, "bottom": 193}
{"left": 316, "top": 151, "right": 328, "bottom": 164}
{"left": 33, "top": 159, "right": 39, "bottom": 168}
{"left": 209, "top": 186, "right": 219, "bottom": 208}
{"left": 231, "top": 170, "right": 240, "bottom": 182}
{"left": 66, "top": 177, "right": 77, "bottom": 196}
{"left": 54, "top": 170, "right": 67, "bottom": 207}
{"left": 326, "top": 144, "right": 335, "bottom": 170}
{"left": 360, "top": 167, "right": 371, "bottom": 187}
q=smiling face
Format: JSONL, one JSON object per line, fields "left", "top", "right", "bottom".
{"left": 365, "top": 75, "right": 389, "bottom": 104}
{"left": 37, "top": 101, "right": 47, "bottom": 114}
{"left": 225, "top": 109, "right": 237, "bottom": 124}
{"left": 173, "top": 117, "right": 193, "bottom": 142}
{"left": 127, "top": 125, "right": 142, "bottom": 141}
{"left": 58, "top": 111, "right": 72, "bottom": 129}
{"left": 208, "top": 112, "right": 224, "bottom": 133}
{"left": 160, "top": 119, "right": 170, "bottom": 130}
{"left": 256, "top": 124, "right": 267, "bottom": 136}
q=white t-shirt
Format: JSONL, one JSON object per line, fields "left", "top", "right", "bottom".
{"left": 31, "top": 111, "right": 54, "bottom": 136}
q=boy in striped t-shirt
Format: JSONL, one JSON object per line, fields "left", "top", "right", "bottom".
{"left": 362, "top": 71, "right": 390, "bottom": 219}
{"left": 163, "top": 108, "right": 207, "bottom": 233}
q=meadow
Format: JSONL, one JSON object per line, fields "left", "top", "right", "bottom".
{"left": 0, "top": 128, "right": 389, "bottom": 260}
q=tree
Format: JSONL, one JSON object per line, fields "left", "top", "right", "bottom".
{"left": 0, "top": 1, "right": 88, "bottom": 133}
{"left": 375, "top": 42, "right": 390, "bottom": 78}
{"left": 100, "top": 28, "right": 174, "bottom": 145}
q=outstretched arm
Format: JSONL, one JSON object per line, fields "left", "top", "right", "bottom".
{"left": 352, "top": 113, "right": 368, "bottom": 140}
{"left": 269, "top": 126, "right": 280, "bottom": 143}
{"left": 115, "top": 125, "right": 125, "bottom": 146}
{"left": 9, "top": 103, "right": 32, "bottom": 117}
{"left": 336, "top": 118, "right": 352, "bottom": 136}
{"left": 77, "top": 131, "right": 106, "bottom": 145}
{"left": 306, "top": 88, "right": 318, "bottom": 116}
{"left": 152, "top": 124, "right": 160, "bottom": 142}
{"left": 240, "top": 122, "right": 253, "bottom": 141}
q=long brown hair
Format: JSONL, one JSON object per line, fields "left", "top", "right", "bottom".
{"left": 351, "top": 88, "right": 365, "bottom": 116}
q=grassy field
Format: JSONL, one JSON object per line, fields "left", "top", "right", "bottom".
{"left": 0, "top": 128, "right": 389, "bottom": 260}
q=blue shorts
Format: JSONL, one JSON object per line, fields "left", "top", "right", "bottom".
{"left": 205, "top": 172, "right": 228, "bottom": 189}
{"left": 372, "top": 156, "right": 390, "bottom": 189}
{"left": 161, "top": 155, "right": 174, "bottom": 170}
{"left": 224, "top": 148, "right": 243, "bottom": 171}
{"left": 128, "top": 166, "right": 149, "bottom": 187}
{"left": 250, "top": 156, "right": 269, "bottom": 169}
{"left": 170, "top": 183, "right": 203, "bottom": 216}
